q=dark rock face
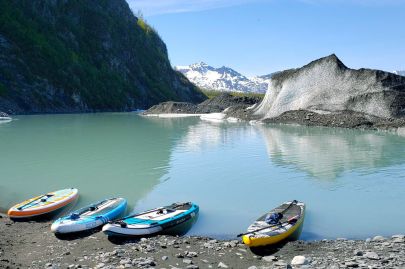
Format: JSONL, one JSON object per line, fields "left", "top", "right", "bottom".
{"left": 146, "top": 102, "right": 199, "bottom": 114}
{"left": 0, "top": 0, "right": 206, "bottom": 114}
{"left": 254, "top": 54, "right": 405, "bottom": 119}
{"left": 145, "top": 93, "right": 262, "bottom": 114}
{"left": 197, "top": 93, "right": 260, "bottom": 113}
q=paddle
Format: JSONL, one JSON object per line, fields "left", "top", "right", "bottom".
{"left": 70, "top": 199, "right": 119, "bottom": 220}
{"left": 110, "top": 207, "right": 164, "bottom": 224}
{"left": 237, "top": 200, "right": 298, "bottom": 237}
{"left": 111, "top": 202, "right": 189, "bottom": 223}
{"left": 17, "top": 194, "right": 54, "bottom": 210}
{"left": 237, "top": 215, "right": 299, "bottom": 237}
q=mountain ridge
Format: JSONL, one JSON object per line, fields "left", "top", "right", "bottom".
{"left": 175, "top": 62, "right": 272, "bottom": 93}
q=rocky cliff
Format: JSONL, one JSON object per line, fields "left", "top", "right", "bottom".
{"left": 254, "top": 54, "right": 405, "bottom": 119}
{"left": 0, "top": 0, "right": 206, "bottom": 114}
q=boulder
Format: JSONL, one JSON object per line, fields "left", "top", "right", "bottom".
{"left": 254, "top": 54, "right": 405, "bottom": 120}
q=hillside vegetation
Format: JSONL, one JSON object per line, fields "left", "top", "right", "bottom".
{"left": 0, "top": 0, "right": 206, "bottom": 114}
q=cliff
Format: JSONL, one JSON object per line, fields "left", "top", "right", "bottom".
{"left": 0, "top": 0, "right": 206, "bottom": 114}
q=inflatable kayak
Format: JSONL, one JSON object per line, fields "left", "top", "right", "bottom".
{"left": 51, "top": 197, "right": 127, "bottom": 234}
{"left": 8, "top": 188, "right": 78, "bottom": 219}
{"left": 241, "top": 200, "right": 305, "bottom": 247}
{"left": 103, "top": 202, "right": 199, "bottom": 237}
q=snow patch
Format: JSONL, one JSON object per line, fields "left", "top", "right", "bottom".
{"left": 249, "top": 120, "right": 264, "bottom": 125}
{"left": 226, "top": 117, "right": 240, "bottom": 123}
{"left": 246, "top": 103, "right": 257, "bottom": 110}
{"left": 144, "top": 113, "right": 203, "bottom": 118}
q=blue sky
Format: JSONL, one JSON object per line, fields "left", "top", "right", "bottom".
{"left": 127, "top": 0, "right": 405, "bottom": 76}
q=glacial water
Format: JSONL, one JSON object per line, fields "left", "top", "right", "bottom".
{"left": 0, "top": 113, "right": 404, "bottom": 240}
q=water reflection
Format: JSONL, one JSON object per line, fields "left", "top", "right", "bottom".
{"left": 136, "top": 120, "right": 405, "bottom": 239}
{"left": 258, "top": 124, "right": 405, "bottom": 180}
{"left": 0, "top": 114, "right": 195, "bottom": 211}
{"left": 1, "top": 115, "right": 405, "bottom": 239}
{"left": 177, "top": 121, "right": 258, "bottom": 152}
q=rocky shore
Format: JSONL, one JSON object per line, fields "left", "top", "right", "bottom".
{"left": 145, "top": 93, "right": 261, "bottom": 118}
{"left": 144, "top": 94, "right": 405, "bottom": 131}
{"left": 262, "top": 110, "right": 405, "bottom": 131}
{"left": 1, "top": 214, "right": 404, "bottom": 269}
{"left": 145, "top": 55, "right": 405, "bottom": 131}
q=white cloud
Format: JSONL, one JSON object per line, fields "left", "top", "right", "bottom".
{"left": 126, "top": 0, "right": 264, "bottom": 16}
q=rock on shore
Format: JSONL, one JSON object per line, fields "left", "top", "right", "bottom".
{"left": 263, "top": 109, "right": 405, "bottom": 131}
{"left": 146, "top": 93, "right": 261, "bottom": 116}
{"left": 1, "top": 215, "right": 404, "bottom": 269}
{"left": 0, "top": 111, "right": 11, "bottom": 119}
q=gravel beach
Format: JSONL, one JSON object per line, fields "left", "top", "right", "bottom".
{"left": 1, "top": 214, "right": 404, "bottom": 269}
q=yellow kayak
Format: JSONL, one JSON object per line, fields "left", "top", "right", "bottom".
{"left": 242, "top": 200, "right": 305, "bottom": 247}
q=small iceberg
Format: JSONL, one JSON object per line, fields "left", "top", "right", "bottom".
{"left": 145, "top": 113, "right": 203, "bottom": 118}
{"left": 200, "top": 113, "right": 226, "bottom": 123}
{"left": 0, "top": 112, "right": 12, "bottom": 121}
{"left": 226, "top": 117, "right": 240, "bottom": 123}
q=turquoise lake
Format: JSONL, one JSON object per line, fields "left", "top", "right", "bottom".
{"left": 0, "top": 113, "right": 404, "bottom": 240}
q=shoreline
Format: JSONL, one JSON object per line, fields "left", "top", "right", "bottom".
{"left": 1, "top": 214, "right": 404, "bottom": 268}
{"left": 4, "top": 107, "right": 405, "bottom": 133}
{"left": 142, "top": 94, "right": 405, "bottom": 132}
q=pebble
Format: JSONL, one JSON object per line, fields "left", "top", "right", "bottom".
{"left": 273, "top": 260, "right": 288, "bottom": 267}
{"left": 345, "top": 261, "right": 359, "bottom": 267}
{"left": 176, "top": 253, "right": 185, "bottom": 258}
{"left": 364, "top": 252, "right": 380, "bottom": 260}
{"left": 217, "top": 262, "right": 228, "bottom": 268}
{"left": 186, "top": 251, "right": 198, "bottom": 257}
{"left": 262, "top": 255, "right": 277, "bottom": 262}
{"left": 291, "top": 255, "right": 308, "bottom": 266}
{"left": 353, "top": 250, "right": 363, "bottom": 256}
{"left": 392, "top": 238, "right": 405, "bottom": 243}
{"left": 392, "top": 234, "right": 405, "bottom": 239}
{"left": 372, "top": 236, "right": 386, "bottom": 242}
{"left": 183, "top": 258, "right": 193, "bottom": 264}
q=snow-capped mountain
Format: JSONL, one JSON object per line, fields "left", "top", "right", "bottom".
{"left": 175, "top": 62, "right": 273, "bottom": 93}
{"left": 393, "top": 70, "right": 405, "bottom": 76}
